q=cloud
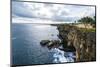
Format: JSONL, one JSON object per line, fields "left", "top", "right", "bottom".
{"left": 12, "top": 1, "right": 95, "bottom": 23}
{"left": 12, "top": 2, "right": 35, "bottom": 18}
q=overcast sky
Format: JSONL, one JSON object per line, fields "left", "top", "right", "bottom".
{"left": 12, "top": 1, "right": 95, "bottom": 24}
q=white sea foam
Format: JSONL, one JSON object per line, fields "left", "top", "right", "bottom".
{"left": 49, "top": 48, "right": 75, "bottom": 63}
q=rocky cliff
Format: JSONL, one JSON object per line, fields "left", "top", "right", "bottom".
{"left": 57, "top": 24, "right": 96, "bottom": 62}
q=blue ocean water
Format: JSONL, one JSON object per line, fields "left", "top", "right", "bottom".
{"left": 12, "top": 23, "right": 75, "bottom": 65}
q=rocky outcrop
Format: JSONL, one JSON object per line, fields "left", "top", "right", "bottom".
{"left": 57, "top": 24, "right": 96, "bottom": 62}
{"left": 40, "top": 24, "right": 96, "bottom": 62}
{"left": 40, "top": 40, "right": 50, "bottom": 46}
{"left": 40, "top": 40, "right": 61, "bottom": 49}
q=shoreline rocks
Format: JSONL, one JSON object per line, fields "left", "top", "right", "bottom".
{"left": 40, "top": 24, "right": 96, "bottom": 62}
{"left": 40, "top": 40, "right": 61, "bottom": 49}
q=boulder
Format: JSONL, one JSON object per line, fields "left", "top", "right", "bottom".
{"left": 40, "top": 40, "right": 61, "bottom": 49}
{"left": 40, "top": 40, "right": 50, "bottom": 46}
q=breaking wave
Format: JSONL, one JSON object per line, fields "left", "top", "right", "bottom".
{"left": 49, "top": 48, "right": 75, "bottom": 63}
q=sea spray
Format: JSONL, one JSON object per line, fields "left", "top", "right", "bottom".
{"left": 49, "top": 48, "right": 75, "bottom": 63}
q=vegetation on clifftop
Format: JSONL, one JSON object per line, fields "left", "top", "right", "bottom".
{"left": 78, "top": 16, "right": 96, "bottom": 28}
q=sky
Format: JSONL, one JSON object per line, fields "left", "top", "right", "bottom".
{"left": 12, "top": 1, "right": 95, "bottom": 24}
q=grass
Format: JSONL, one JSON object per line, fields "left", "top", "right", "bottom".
{"left": 79, "top": 28, "right": 96, "bottom": 32}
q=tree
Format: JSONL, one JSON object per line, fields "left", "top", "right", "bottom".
{"left": 78, "top": 16, "right": 95, "bottom": 28}
{"left": 78, "top": 16, "right": 94, "bottom": 24}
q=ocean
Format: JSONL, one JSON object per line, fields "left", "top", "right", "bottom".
{"left": 12, "top": 23, "right": 75, "bottom": 65}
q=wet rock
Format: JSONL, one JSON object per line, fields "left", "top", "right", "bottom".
{"left": 40, "top": 40, "right": 61, "bottom": 49}
{"left": 40, "top": 40, "right": 50, "bottom": 46}
{"left": 59, "top": 46, "right": 76, "bottom": 52}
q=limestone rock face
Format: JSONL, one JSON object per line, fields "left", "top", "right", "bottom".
{"left": 57, "top": 24, "right": 96, "bottom": 62}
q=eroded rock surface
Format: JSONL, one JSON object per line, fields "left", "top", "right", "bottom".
{"left": 57, "top": 24, "right": 96, "bottom": 62}
{"left": 40, "top": 24, "right": 96, "bottom": 62}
